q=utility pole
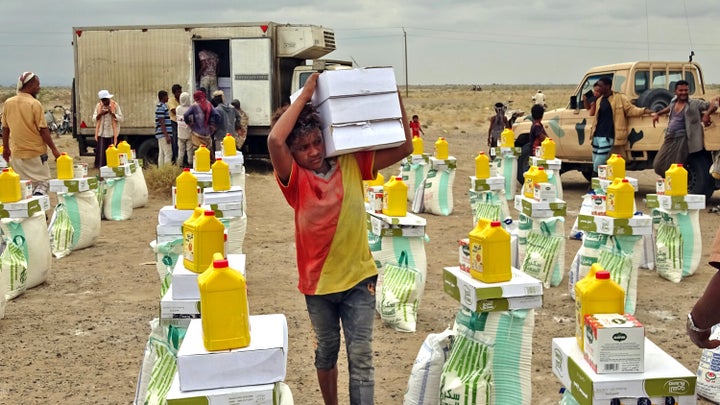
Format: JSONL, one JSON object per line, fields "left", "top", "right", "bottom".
{"left": 403, "top": 27, "right": 408, "bottom": 97}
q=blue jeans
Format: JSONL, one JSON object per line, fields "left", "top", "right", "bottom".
{"left": 592, "top": 136, "right": 613, "bottom": 172}
{"left": 305, "top": 276, "right": 376, "bottom": 405}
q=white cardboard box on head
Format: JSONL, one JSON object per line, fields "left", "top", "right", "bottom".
{"left": 177, "top": 314, "right": 288, "bottom": 392}
{"left": 583, "top": 313, "right": 645, "bottom": 374}
{"left": 316, "top": 92, "right": 402, "bottom": 124}
{"left": 312, "top": 66, "right": 397, "bottom": 104}
{"left": 172, "top": 254, "right": 246, "bottom": 300}
{"left": 323, "top": 119, "right": 406, "bottom": 157}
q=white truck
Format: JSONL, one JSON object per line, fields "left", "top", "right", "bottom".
{"left": 71, "top": 22, "right": 344, "bottom": 164}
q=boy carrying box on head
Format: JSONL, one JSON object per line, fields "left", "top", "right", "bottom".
{"left": 267, "top": 72, "right": 412, "bottom": 405}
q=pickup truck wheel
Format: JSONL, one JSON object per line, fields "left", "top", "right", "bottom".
{"left": 637, "top": 89, "right": 672, "bottom": 112}
{"left": 136, "top": 138, "right": 159, "bottom": 167}
{"left": 685, "top": 151, "right": 714, "bottom": 199}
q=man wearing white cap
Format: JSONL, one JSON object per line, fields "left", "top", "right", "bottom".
{"left": 1, "top": 71, "right": 61, "bottom": 195}
{"left": 92, "top": 89, "right": 123, "bottom": 168}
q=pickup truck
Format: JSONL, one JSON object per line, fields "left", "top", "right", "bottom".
{"left": 512, "top": 61, "right": 720, "bottom": 197}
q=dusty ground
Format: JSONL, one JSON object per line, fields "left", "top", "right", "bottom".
{"left": 0, "top": 86, "right": 719, "bottom": 404}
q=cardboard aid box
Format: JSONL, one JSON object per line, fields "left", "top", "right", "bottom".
{"left": 583, "top": 313, "right": 645, "bottom": 374}
{"left": 177, "top": 314, "right": 288, "bottom": 391}
{"left": 165, "top": 373, "right": 277, "bottom": 404}
{"left": 442, "top": 266, "right": 543, "bottom": 313}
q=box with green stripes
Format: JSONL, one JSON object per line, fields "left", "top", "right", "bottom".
{"left": 443, "top": 266, "right": 543, "bottom": 312}
{"left": 366, "top": 210, "right": 426, "bottom": 238}
{"left": 493, "top": 146, "right": 522, "bottom": 157}
{"left": 165, "top": 374, "right": 280, "bottom": 405}
{"left": 514, "top": 195, "right": 566, "bottom": 218}
{"left": 202, "top": 186, "right": 243, "bottom": 205}
{"left": 429, "top": 156, "right": 457, "bottom": 170}
{"left": 0, "top": 195, "right": 50, "bottom": 218}
{"left": 529, "top": 156, "right": 562, "bottom": 171}
{"left": 469, "top": 175, "right": 504, "bottom": 192}
{"left": 591, "top": 176, "right": 638, "bottom": 194}
{"left": 160, "top": 285, "right": 200, "bottom": 325}
{"left": 645, "top": 193, "right": 706, "bottom": 210}
{"left": 405, "top": 153, "right": 430, "bottom": 165}
{"left": 577, "top": 214, "right": 652, "bottom": 236}
{"left": 49, "top": 177, "right": 99, "bottom": 193}
{"left": 99, "top": 163, "right": 136, "bottom": 178}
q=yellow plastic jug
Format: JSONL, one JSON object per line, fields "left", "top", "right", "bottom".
{"left": 541, "top": 138, "right": 556, "bottom": 160}
{"left": 363, "top": 172, "right": 385, "bottom": 202}
{"left": 606, "top": 154, "right": 626, "bottom": 181}
{"left": 105, "top": 144, "right": 120, "bottom": 168}
{"left": 222, "top": 133, "right": 237, "bottom": 156}
{"left": 523, "top": 166, "right": 538, "bottom": 198}
{"left": 468, "top": 218, "right": 491, "bottom": 280}
{"left": 500, "top": 128, "right": 515, "bottom": 148}
{"left": 412, "top": 135, "right": 424, "bottom": 155}
{"left": 175, "top": 168, "right": 199, "bottom": 210}
{"left": 575, "top": 269, "right": 625, "bottom": 350}
{"left": 194, "top": 144, "right": 211, "bottom": 172}
{"left": 382, "top": 176, "right": 408, "bottom": 217}
{"left": 434, "top": 137, "right": 449, "bottom": 160}
{"left": 56, "top": 153, "right": 74, "bottom": 180}
{"left": 475, "top": 151, "right": 491, "bottom": 179}
{"left": 211, "top": 157, "right": 231, "bottom": 191}
{"left": 574, "top": 262, "right": 602, "bottom": 302}
{"left": 473, "top": 221, "right": 512, "bottom": 283}
{"left": 183, "top": 210, "right": 225, "bottom": 273}
{"left": 117, "top": 140, "right": 132, "bottom": 161}
{"left": 606, "top": 178, "right": 635, "bottom": 219}
{"left": 535, "top": 166, "right": 548, "bottom": 184}
{"left": 665, "top": 163, "right": 688, "bottom": 196}
{"left": 198, "top": 257, "right": 251, "bottom": 351}
{"left": 0, "top": 168, "right": 22, "bottom": 203}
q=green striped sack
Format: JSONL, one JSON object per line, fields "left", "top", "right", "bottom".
{"left": 151, "top": 238, "right": 184, "bottom": 297}
{"left": 655, "top": 221, "right": 683, "bottom": 283}
{"left": 546, "top": 169, "right": 564, "bottom": 199}
{"left": 49, "top": 203, "right": 74, "bottom": 259}
{"left": 378, "top": 251, "right": 425, "bottom": 333}
{"left": 401, "top": 161, "right": 430, "bottom": 204}
{"left": 521, "top": 229, "right": 562, "bottom": 287}
{"left": 497, "top": 154, "right": 518, "bottom": 201}
{"left": 0, "top": 236, "right": 28, "bottom": 300}
{"left": 596, "top": 236, "right": 639, "bottom": 314}
{"left": 1, "top": 211, "right": 52, "bottom": 289}
{"left": 371, "top": 234, "right": 428, "bottom": 315}
{"left": 59, "top": 190, "right": 101, "bottom": 250}
{"left": 469, "top": 190, "right": 508, "bottom": 225}
{"left": 439, "top": 333, "right": 493, "bottom": 405}
{"left": 134, "top": 319, "right": 184, "bottom": 405}
{"left": 422, "top": 167, "right": 455, "bottom": 216}
{"left": 654, "top": 209, "right": 701, "bottom": 278}
{"left": 102, "top": 177, "right": 133, "bottom": 221}
{"left": 451, "top": 308, "right": 535, "bottom": 404}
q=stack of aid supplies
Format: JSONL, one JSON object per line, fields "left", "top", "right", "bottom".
{"left": 0, "top": 167, "right": 51, "bottom": 317}
{"left": 425, "top": 219, "right": 543, "bottom": 404}
{"left": 552, "top": 263, "right": 696, "bottom": 405}
{"left": 98, "top": 143, "right": 148, "bottom": 220}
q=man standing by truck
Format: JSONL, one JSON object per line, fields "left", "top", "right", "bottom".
{"left": 1, "top": 71, "right": 61, "bottom": 195}
{"left": 93, "top": 89, "right": 123, "bottom": 168}
{"left": 198, "top": 49, "right": 219, "bottom": 98}
{"left": 651, "top": 80, "right": 718, "bottom": 176}
{"left": 589, "top": 76, "right": 651, "bottom": 173}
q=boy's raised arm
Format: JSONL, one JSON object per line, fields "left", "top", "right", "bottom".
{"left": 373, "top": 91, "right": 413, "bottom": 171}
{"left": 268, "top": 73, "right": 319, "bottom": 182}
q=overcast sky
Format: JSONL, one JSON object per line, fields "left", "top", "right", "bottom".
{"left": 1, "top": 0, "right": 719, "bottom": 86}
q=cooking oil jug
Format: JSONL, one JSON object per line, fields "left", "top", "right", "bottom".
{"left": 56, "top": 153, "right": 74, "bottom": 180}
{"left": 665, "top": 163, "right": 688, "bottom": 196}
{"left": 0, "top": 168, "right": 22, "bottom": 203}
{"left": 222, "top": 133, "right": 237, "bottom": 156}
{"left": 606, "top": 154, "right": 625, "bottom": 181}
{"left": 434, "top": 137, "right": 449, "bottom": 160}
{"left": 211, "top": 157, "right": 231, "bottom": 191}
{"left": 471, "top": 221, "right": 511, "bottom": 283}
{"left": 475, "top": 151, "right": 491, "bottom": 179}
{"left": 575, "top": 268, "right": 625, "bottom": 350}
{"left": 175, "top": 168, "right": 199, "bottom": 210}
{"left": 541, "top": 137, "right": 556, "bottom": 160}
{"left": 194, "top": 144, "right": 211, "bottom": 172}
{"left": 183, "top": 210, "right": 225, "bottom": 273}
{"left": 523, "top": 166, "right": 539, "bottom": 198}
{"left": 382, "top": 176, "right": 407, "bottom": 217}
{"left": 117, "top": 140, "right": 132, "bottom": 161}
{"left": 105, "top": 144, "right": 120, "bottom": 168}
{"left": 198, "top": 257, "right": 251, "bottom": 351}
{"left": 468, "top": 218, "right": 491, "bottom": 281}
{"left": 606, "top": 178, "right": 634, "bottom": 219}
{"left": 412, "top": 135, "right": 423, "bottom": 155}
{"left": 500, "top": 128, "right": 515, "bottom": 148}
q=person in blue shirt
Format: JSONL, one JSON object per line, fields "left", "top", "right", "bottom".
{"left": 155, "top": 90, "right": 173, "bottom": 167}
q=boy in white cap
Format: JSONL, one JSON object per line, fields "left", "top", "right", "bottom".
{"left": 92, "top": 89, "right": 123, "bottom": 168}
{"left": 1, "top": 71, "right": 61, "bottom": 195}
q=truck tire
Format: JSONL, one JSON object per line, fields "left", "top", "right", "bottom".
{"left": 136, "top": 138, "right": 159, "bottom": 167}
{"left": 685, "top": 151, "right": 714, "bottom": 199}
{"left": 636, "top": 88, "right": 672, "bottom": 112}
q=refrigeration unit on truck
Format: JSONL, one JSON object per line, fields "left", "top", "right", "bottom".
{"left": 71, "top": 22, "right": 341, "bottom": 164}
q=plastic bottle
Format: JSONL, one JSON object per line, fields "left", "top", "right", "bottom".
{"left": 535, "top": 166, "right": 549, "bottom": 184}
{"left": 117, "top": 140, "right": 132, "bottom": 161}
{"left": 665, "top": 163, "right": 688, "bottom": 196}
{"left": 198, "top": 257, "right": 251, "bottom": 351}
{"left": 382, "top": 176, "right": 408, "bottom": 217}
{"left": 105, "top": 144, "right": 120, "bottom": 168}
{"left": 363, "top": 172, "right": 385, "bottom": 202}
{"left": 0, "top": 168, "right": 22, "bottom": 203}
{"left": 523, "top": 166, "right": 539, "bottom": 198}
{"left": 541, "top": 137, "right": 556, "bottom": 160}
{"left": 472, "top": 221, "right": 511, "bottom": 283}
{"left": 574, "top": 262, "right": 601, "bottom": 301}
{"left": 175, "top": 168, "right": 199, "bottom": 209}
{"left": 412, "top": 135, "right": 424, "bottom": 155}
{"left": 606, "top": 154, "right": 626, "bottom": 181}
{"left": 434, "top": 137, "right": 449, "bottom": 160}
{"left": 194, "top": 144, "right": 211, "bottom": 172}
{"left": 475, "top": 151, "right": 491, "bottom": 179}
{"left": 211, "top": 157, "right": 231, "bottom": 191}
{"left": 575, "top": 269, "right": 625, "bottom": 350}
{"left": 222, "top": 133, "right": 237, "bottom": 156}
{"left": 500, "top": 128, "right": 515, "bottom": 148}
{"left": 183, "top": 210, "right": 225, "bottom": 273}
{"left": 468, "top": 218, "right": 491, "bottom": 280}
{"left": 606, "top": 178, "right": 635, "bottom": 219}
{"left": 56, "top": 152, "right": 74, "bottom": 180}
